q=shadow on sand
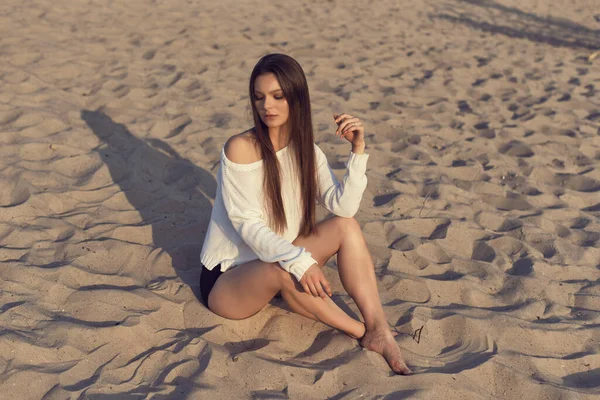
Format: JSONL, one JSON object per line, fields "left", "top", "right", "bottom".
{"left": 431, "top": 0, "right": 600, "bottom": 50}
{"left": 82, "top": 109, "right": 216, "bottom": 302}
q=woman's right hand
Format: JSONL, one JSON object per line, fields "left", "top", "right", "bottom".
{"left": 300, "top": 263, "right": 332, "bottom": 298}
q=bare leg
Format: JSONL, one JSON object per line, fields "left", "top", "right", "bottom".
{"left": 299, "top": 217, "right": 412, "bottom": 375}
{"left": 206, "top": 216, "right": 410, "bottom": 374}
{"left": 207, "top": 237, "right": 364, "bottom": 338}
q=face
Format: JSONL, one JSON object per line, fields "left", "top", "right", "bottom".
{"left": 253, "top": 73, "right": 290, "bottom": 130}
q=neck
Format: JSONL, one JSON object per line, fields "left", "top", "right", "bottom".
{"left": 268, "top": 125, "right": 290, "bottom": 151}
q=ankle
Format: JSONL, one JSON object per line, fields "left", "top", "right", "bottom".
{"left": 347, "top": 323, "right": 366, "bottom": 340}
{"left": 357, "top": 324, "right": 367, "bottom": 340}
{"left": 365, "top": 320, "right": 389, "bottom": 333}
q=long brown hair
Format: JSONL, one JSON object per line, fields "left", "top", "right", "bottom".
{"left": 249, "top": 53, "right": 318, "bottom": 236}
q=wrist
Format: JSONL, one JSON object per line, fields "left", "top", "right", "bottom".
{"left": 352, "top": 141, "right": 366, "bottom": 154}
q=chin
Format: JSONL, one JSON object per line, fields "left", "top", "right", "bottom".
{"left": 262, "top": 120, "right": 282, "bottom": 128}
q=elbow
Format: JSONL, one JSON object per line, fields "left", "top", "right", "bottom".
{"left": 333, "top": 204, "right": 360, "bottom": 218}
{"left": 324, "top": 199, "right": 361, "bottom": 218}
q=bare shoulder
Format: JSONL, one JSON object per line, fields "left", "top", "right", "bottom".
{"left": 224, "top": 129, "right": 261, "bottom": 164}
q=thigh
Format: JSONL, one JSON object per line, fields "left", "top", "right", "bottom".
{"left": 208, "top": 217, "right": 347, "bottom": 319}
{"left": 207, "top": 259, "right": 284, "bottom": 320}
{"left": 292, "top": 216, "right": 346, "bottom": 266}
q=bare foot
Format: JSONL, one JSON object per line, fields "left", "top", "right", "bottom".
{"left": 360, "top": 328, "right": 412, "bottom": 375}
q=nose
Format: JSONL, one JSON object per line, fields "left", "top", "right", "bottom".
{"left": 263, "top": 96, "right": 275, "bottom": 110}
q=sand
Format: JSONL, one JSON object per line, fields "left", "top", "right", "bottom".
{"left": 1, "top": 0, "right": 599, "bottom": 398}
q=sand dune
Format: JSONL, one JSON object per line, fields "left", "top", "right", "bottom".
{"left": 1, "top": 0, "right": 599, "bottom": 398}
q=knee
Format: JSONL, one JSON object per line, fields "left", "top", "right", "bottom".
{"left": 333, "top": 216, "right": 362, "bottom": 237}
{"left": 267, "top": 263, "right": 301, "bottom": 293}
{"left": 266, "top": 262, "right": 294, "bottom": 289}
{"left": 259, "top": 263, "right": 301, "bottom": 295}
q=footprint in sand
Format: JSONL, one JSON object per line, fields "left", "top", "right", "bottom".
{"left": 530, "top": 241, "right": 556, "bottom": 259}
{"left": 569, "top": 230, "right": 600, "bottom": 247}
{"left": 582, "top": 202, "right": 600, "bottom": 214}
{"left": 474, "top": 121, "right": 496, "bottom": 138}
{"left": 569, "top": 217, "right": 590, "bottom": 229}
{"left": 0, "top": 178, "right": 30, "bottom": 207}
{"left": 506, "top": 257, "right": 534, "bottom": 276}
{"left": 573, "top": 285, "right": 600, "bottom": 312}
{"left": 474, "top": 121, "right": 489, "bottom": 130}
{"left": 390, "top": 234, "right": 422, "bottom": 252}
{"left": 471, "top": 241, "right": 496, "bottom": 263}
{"left": 476, "top": 211, "right": 523, "bottom": 232}
{"left": 554, "top": 174, "right": 600, "bottom": 193}
{"left": 373, "top": 192, "right": 401, "bottom": 207}
{"left": 585, "top": 111, "right": 600, "bottom": 121}
{"left": 210, "top": 112, "right": 232, "bottom": 129}
{"left": 483, "top": 193, "right": 533, "bottom": 211}
{"left": 457, "top": 100, "right": 473, "bottom": 114}
{"left": 499, "top": 140, "right": 534, "bottom": 158}
{"left": 387, "top": 278, "right": 431, "bottom": 304}
{"left": 388, "top": 218, "right": 451, "bottom": 241}
{"left": 475, "top": 56, "right": 491, "bottom": 67}
{"left": 417, "top": 183, "right": 439, "bottom": 200}
{"left": 416, "top": 242, "right": 451, "bottom": 264}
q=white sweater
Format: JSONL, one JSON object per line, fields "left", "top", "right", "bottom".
{"left": 200, "top": 143, "right": 369, "bottom": 282}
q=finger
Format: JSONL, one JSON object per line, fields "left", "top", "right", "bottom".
{"left": 337, "top": 116, "right": 359, "bottom": 129}
{"left": 342, "top": 122, "right": 362, "bottom": 136}
{"left": 341, "top": 124, "right": 362, "bottom": 138}
{"left": 334, "top": 113, "right": 354, "bottom": 125}
{"left": 334, "top": 113, "right": 347, "bottom": 124}
{"left": 308, "top": 283, "right": 319, "bottom": 297}
{"left": 302, "top": 283, "right": 311, "bottom": 295}
{"left": 315, "top": 281, "right": 327, "bottom": 298}
{"left": 338, "top": 118, "right": 361, "bottom": 134}
{"left": 336, "top": 118, "right": 360, "bottom": 136}
{"left": 341, "top": 118, "right": 361, "bottom": 129}
{"left": 321, "top": 278, "right": 333, "bottom": 297}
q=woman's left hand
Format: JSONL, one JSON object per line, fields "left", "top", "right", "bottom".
{"left": 334, "top": 113, "right": 365, "bottom": 148}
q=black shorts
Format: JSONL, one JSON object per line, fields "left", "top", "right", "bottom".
{"left": 200, "top": 264, "right": 223, "bottom": 308}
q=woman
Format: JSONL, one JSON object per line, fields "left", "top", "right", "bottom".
{"left": 200, "top": 53, "right": 411, "bottom": 375}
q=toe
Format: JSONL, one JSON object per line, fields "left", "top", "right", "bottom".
{"left": 393, "top": 361, "right": 412, "bottom": 375}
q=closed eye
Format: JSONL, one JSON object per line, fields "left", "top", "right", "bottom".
{"left": 254, "top": 95, "right": 284, "bottom": 101}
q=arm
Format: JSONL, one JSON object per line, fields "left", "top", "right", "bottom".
{"left": 315, "top": 144, "right": 369, "bottom": 217}
{"left": 221, "top": 136, "right": 317, "bottom": 282}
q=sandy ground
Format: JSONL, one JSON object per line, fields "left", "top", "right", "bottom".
{"left": 1, "top": 0, "right": 599, "bottom": 398}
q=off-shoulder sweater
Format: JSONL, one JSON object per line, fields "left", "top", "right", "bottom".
{"left": 200, "top": 143, "right": 369, "bottom": 282}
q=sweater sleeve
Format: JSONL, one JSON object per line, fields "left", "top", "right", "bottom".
{"left": 219, "top": 149, "right": 318, "bottom": 282}
{"left": 315, "top": 144, "right": 369, "bottom": 217}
